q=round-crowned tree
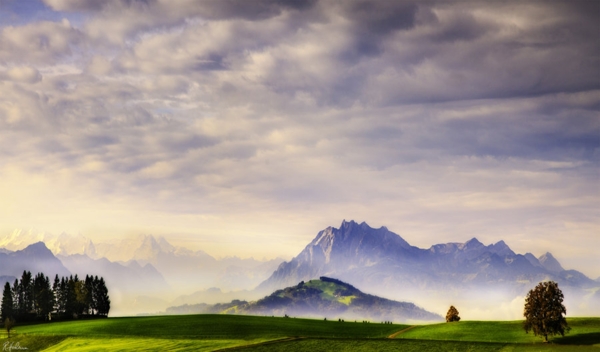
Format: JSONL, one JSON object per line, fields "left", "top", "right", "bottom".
{"left": 523, "top": 281, "right": 570, "bottom": 342}
{"left": 446, "top": 305, "right": 460, "bottom": 322}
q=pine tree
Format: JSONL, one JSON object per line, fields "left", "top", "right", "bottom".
{"left": 52, "top": 275, "right": 60, "bottom": 315}
{"left": 20, "top": 271, "right": 33, "bottom": 318}
{"left": 55, "top": 277, "right": 67, "bottom": 317}
{"left": 524, "top": 281, "right": 570, "bottom": 342}
{"left": 84, "top": 275, "right": 94, "bottom": 315}
{"left": 65, "top": 276, "right": 77, "bottom": 318}
{"left": 33, "top": 273, "right": 55, "bottom": 320}
{"left": 12, "top": 278, "right": 21, "bottom": 320}
{"left": 1, "top": 282, "right": 14, "bottom": 322}
{"left": 95, "top": 277, "right": 110, "bottom": 316}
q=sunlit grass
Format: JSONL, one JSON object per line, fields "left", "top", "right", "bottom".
{"left": 4, "top": 315, "right": 598, "bottom": 351}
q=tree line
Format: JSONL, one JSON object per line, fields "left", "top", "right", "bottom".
{"left": 1, "top": 271, "right": 110, "bottom": 323}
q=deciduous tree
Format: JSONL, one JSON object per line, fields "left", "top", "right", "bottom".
{"left": 524, "top": 281, "right": 570, "bottom": 342}
{"left": 4, "top": 317, "right": 14, "bottom": 338}
{"left": 446, "top": 305, "right": 460, "bottom": 322}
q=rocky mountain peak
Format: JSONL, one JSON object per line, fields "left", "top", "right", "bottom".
{"left": 321, "top": 220, "right": 412, "bottom": 254}
{"left": 462, "top": 237, "right": 484, "bottom": 250}
{"left": 488, "top": 240, "right": 515, "bottom": 257}
{"left": 20, "top": 241, "right": 53, "bottom": 256}
{"left": 538, "top": 252, "right": 564, "bottom": 273}
{"left": 524, "top": 252, "right": 543, "bottom": 267}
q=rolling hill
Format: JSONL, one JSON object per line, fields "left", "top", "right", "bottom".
{"left": 167, "top": 277, "right": 442, "bottom": 322}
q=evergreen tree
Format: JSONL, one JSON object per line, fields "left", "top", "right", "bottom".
{"left": 55, "top": 277, "right": 68, "bottom": 317}
{"left": 65, "top": 276, "right": 77, "bottom": 318}
{"left": 12, "top": 279, "right": 22, "bottom": 319}
{"left": 84, "top": 275, "right": 94, "bottom": 315}
{"left": 1, "top": 282, "right": 14, "bottom": 322}
{"left": 33, "top": 273, "right": 54, "bottom": 320}
{"left": 20, "top": 271, "right": 33, "bottom": 317}
{"left": 95, "top": 277, "right": 110, "bottom": 316}
{"left": 52, "top": 275, "right": 60, "bottom": 315}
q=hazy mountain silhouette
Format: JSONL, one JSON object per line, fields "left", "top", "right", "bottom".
{"left": 0, "top": 242, "right": 71, "bottom": 278}
{"left": 1, "top": 231, "right": 283, "bottom": 315}
{"left": 57, "top": 254, "right": 170, "bottom": 294}
{"left": 1, "top": 231, "right": 283, "bottom": 294}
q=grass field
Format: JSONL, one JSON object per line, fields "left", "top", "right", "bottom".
{"left": 0, "top": 315, "right": 598, "bottom": 351}
{"left": 394, "top": 318, "right": 600, "bottom": 344}
{"left": 15, "top": 314, "right": 405, "bottom": 339}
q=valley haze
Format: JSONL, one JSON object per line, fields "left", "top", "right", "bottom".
{"left": 1, "top": 220, "right": 598, "bottom": 321}
{"left": 0, "top": 0, "right": 598, "bottom": 324}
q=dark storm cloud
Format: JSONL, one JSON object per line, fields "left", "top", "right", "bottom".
{"left": 429, "top": 11, "right": 491, "bottom": 43}
{"left": 340, "top": 0, "right": 419, "bottom": 58}
{"left": 193, "top": 54, "right": 229, "bottom": 71}
{"left": 161, "top": 133, "right": 218, "bottom": 153}
{"left": 193, "top": 0, "right": 317, "bottom": 21}
{"left": 437, "top": 115, "right": 600, "bottom": 161}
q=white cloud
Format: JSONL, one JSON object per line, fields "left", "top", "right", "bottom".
{"left": 0, "top": 19, "right": 82, "bottom": 64}
{"left": 3, "top": 66, "right": 42, "bottom": 83}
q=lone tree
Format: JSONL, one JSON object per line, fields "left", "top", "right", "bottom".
{"left": 524, "top": 281, "right": 570, "bottom": 342}
{"left": 4, "top": 317, "right": 15, "bottom": 338}
{"left": 446, "top": 305, "right": 461, "bottom": 322}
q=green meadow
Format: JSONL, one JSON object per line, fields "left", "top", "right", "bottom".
{"left": 1, "top": 315, "right": 598, "bottom": 351}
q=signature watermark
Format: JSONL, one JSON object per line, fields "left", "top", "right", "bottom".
{"left": 3, "top": 342, "right": 27, "bottom": 351}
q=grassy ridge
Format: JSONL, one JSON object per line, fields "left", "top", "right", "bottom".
{"left": 16, "top": 314, "right": 406, "bottom": 339}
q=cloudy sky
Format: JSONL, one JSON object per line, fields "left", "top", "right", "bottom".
{"left": 0, "top": 0, "right": 598, "bottom": 276}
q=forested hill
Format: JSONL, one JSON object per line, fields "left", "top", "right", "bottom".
{"left": 166, "top": 277, "right": 442, "bottom": 323}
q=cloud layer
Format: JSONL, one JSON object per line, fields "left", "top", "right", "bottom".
{"left": 0, "top": 0, "right": 598, "bottom": 275}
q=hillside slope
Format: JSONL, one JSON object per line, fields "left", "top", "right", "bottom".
{"left": 167, "top": 277, "right": 442, "bottom": 323}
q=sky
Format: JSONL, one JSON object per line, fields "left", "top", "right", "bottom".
{"left": 0, "top": 0, "right": 598, "bottom": 277}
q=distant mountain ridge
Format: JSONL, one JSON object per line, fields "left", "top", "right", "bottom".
{"left": 0, "top": 231, "right": 283, "bottom": 292}
{"left": 260, "top": 220, "right": 597, "bottom": 301}
{"left": 0, "top": 242, "right": 71, "bottom": 278}
{"left": 57, "top": 254, "right": 170, "bottom": 295}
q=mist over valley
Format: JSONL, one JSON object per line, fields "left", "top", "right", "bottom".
{"left": 2, "top": 220, "right": 598, "bottom": 320}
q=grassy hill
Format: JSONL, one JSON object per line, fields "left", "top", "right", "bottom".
{"left": 1, "top": 315, "right": 598, "bottom": 351}
{"left": 167, "top": 277, "right": 442, "bottom": 322}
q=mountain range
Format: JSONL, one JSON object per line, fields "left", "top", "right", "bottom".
{"left": 258, "top": 220, "right": 599, "bottom": 317}
{"left": 0, "top": 231, "right": 283, "bottom": 315}
{"left": 1, "top": 221, "right": 598, "bottom": 318}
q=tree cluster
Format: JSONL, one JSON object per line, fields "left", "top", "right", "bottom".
{"left": 1, "top": 271, "right": 110, "bottom": 323}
